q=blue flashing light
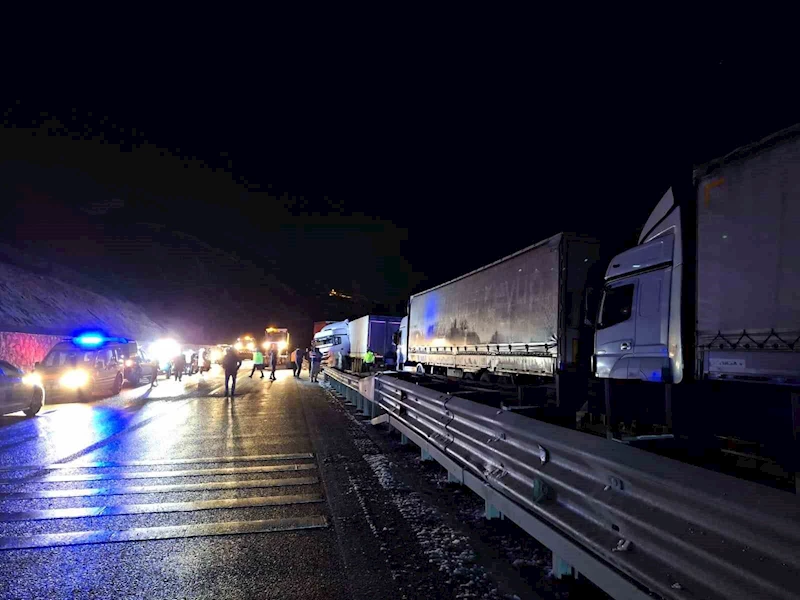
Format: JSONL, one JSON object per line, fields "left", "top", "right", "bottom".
{"left": 73, "top": 332, "right": 107, "bottom": 348}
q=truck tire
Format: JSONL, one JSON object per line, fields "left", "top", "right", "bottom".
{"left": 24, "top": 388, "right": 44, "bottom": 417}
{"left": 479, "top": 371, "right": 495, "bottom": 384}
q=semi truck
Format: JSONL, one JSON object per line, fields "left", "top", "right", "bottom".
{"left": 313, "top": 320, "right": 349, "bottom": 367}
{"left": 402, "top": 233, "right": 603, "bottom": 410}
{"left": 263, "top": 327, "right": 290, "bottom": 365}
{"left": 314, "top": 315, "right": 403, "bottom": 371}
{"left": 595, "top": 124, "right": 800, "bottom": 482}
{"left": 393, "top": 124, "right": 800, "bottom": 488}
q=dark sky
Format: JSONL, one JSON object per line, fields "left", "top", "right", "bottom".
{"left": 1, "top": 52, "right": 797, "bottom": 343}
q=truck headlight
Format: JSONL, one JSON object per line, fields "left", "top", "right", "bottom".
{"left": 278, "top": 341, "right": 288, "bottom": 350}
{"left": 125, "top": 359, "right": 134, "bottom": 368}
{"left": 22, "top": 373, "right": 42, "bottom": 386}
{"left": 246, "top": 342, "right": 255, "bottom": 351}
{"left": 60, "top": 370, "right": 90, "bottom": 389}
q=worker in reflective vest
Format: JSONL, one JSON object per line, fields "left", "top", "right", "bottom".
{"left": 364, "top": 348, "right": 375, "bottom": 373}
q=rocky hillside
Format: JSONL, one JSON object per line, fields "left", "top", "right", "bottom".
{"left": 0, "top": 261, "right": 164, "bottom": 340}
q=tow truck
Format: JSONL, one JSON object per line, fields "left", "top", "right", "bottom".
{"left": 263, "top": 327, "right": 290, "bottom": 365}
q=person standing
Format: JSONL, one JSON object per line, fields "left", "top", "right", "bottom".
{"left": 250, "top": 348, "right": 265, "bottom": 378}
{"left": 290, "top": 348, "right": 298, "bottom": 377}
{"left": 363, "top": 348, "right": 375, "bottom": 373}
{"left": 310, "top": 346, "right": 322, "bottom": 382}
{"left": 268, "top": 344, "right": 278, "bottom": 380}
{"left": 149, "top": 358, "right": 159, "bottom": 388}
{"left": 294, "top": 347, "right": 305, "bottom": 379}
{"left": 222, "top": 347, "right": 242, "bottom": 398}
{"left": 173, "top": 353, "right": 186, "bottom": 381}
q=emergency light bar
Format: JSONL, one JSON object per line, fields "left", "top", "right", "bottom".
{"left": 72, "top": 332, "right": 129, "bottom": 349}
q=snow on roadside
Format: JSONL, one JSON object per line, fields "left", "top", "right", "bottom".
{"left": 325, "top": 381, "right": 544, "bottom": 599}
{"left": 363, "top": 453, "right": 503, "bottom": 599}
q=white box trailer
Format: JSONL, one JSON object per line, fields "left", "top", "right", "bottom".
{"left": 406, "top": 233, "right": 602, "bottom": 384}
{"left": 348, "top": 315, "right": 403, "bottom": 361}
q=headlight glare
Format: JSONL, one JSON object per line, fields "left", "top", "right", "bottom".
{"left": 22, "top": 373, "right": 42, "bottom": 386}
{"left": 60, "top": 370, "right": 90, "bottom": 389}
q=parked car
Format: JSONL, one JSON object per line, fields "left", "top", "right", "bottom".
{"left": 35, "top": 335, "right": 132, "bottom": 402}
{"left": 0, "top": 360, "right": 45, "bottom": 417}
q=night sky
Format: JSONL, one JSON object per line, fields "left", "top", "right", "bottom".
{"left": 1, "top": 53, "right": 797, "bottom": 344}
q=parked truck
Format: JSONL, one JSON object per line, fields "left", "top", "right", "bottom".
{"left": 314, "top": 315, "right": 403, "bottom": 371}
{"left": 595, "top": 124, "right": 800, "bottom": 483}
{"left": 313, "top": 320, "right": 349, "bottom": 367}
{"left": 393, "top": 124, "right": 800, "bottom": 489}
{"left": 403, "top": 233, "right": 603, "bottom": 410}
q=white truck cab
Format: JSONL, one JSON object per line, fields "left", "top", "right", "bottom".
{"left": 595, "top": 190, "right": 681, "bottom": 384}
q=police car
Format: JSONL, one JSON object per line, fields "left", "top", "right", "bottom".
{"left": 35, "top": 333, "right": 137, "bottom": 402}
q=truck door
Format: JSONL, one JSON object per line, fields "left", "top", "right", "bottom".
{"left": 595, "top": 279, "right": 636, "bottom": 378}
{"left": 630, "top": 267, "right": 672, "bottom": 381}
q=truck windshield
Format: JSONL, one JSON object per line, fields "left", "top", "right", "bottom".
{"left": 265, "top": 332, "right": 288, "bottom": 343}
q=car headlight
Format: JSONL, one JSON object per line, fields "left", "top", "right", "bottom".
{"left": 125, "top": 359, "right": 134, "bottom": 368}
{"left": 60, "top": 370, "right": 90, "bottom": 389}
{"left": 22, "top": 373, "right": 42, "bottom": 386}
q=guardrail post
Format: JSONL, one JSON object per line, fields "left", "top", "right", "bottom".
{"left": 421, "top": 447, "right": 432, "bottom": 462}
{"left": 552, "top": 553, "right": 577, "bottom": 579}
{"left": 359, "top": 394, "right": 372, "bottom": 418}
{"left": 400, "top": 433, "right": 409, "bottom": 445}
{"left": 485, "top": 499, "right": 503, "bottom": 520}
{"left": 447, "top": 471, "right": 461, "bottom": 485}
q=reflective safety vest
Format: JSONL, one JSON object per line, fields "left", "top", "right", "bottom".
{"left": 364, "top": 351, "right": 375, "bottom": 364}
{"left": 253, "top": 351, "right": 264, "bottom": 365}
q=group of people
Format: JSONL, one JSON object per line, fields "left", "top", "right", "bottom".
{"left": 220, "top": 343, "right": 324, "bottom": 397}
{"left": 290, "top": 346, "right": 323, "bottom": 382}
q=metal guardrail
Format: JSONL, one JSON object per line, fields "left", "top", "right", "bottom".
{"left": 324, "top": 367, "right": 800, "bottom": 600}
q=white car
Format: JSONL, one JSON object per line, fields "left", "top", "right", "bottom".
{"left": 0, "top": 360, "right": 45, "bottom": 417}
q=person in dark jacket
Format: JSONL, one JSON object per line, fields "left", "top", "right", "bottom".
{"left": 222, "top": 348, "right": 242, "bottom": 397}
{"left": 268, "top": 344, "right": 278, "bottom": 380}
{"left": 310, "top": 347, "right": 323, "bottom": 382}
{"left": 173, "top": 353, "right": 186, "bottom": 382}
{"left": 294, "top": 347, "right": 305, "bottom": 379}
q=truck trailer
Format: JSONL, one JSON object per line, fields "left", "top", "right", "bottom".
{"left": 404, "top": 233, "right": 603, "bottom": 409}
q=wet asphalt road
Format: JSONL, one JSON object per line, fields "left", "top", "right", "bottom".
{"left": 0, "top": 364, "right": 409, "bottom": 600}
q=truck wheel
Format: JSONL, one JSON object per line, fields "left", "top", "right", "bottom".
{"left": 24, "top": 388, "right": 44, "bottom": 417}
{"left": 479, "top": 371, "right": 495, "bottom": 384}
{"left": 112, "top": 374, "right": 123, "bottom": 395}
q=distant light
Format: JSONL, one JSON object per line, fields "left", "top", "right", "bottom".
{"left": 722, "top": 234, "right": 728, "bottom": 239}
{"left": 632, "top": 264, "right": 641, "bottom": 268}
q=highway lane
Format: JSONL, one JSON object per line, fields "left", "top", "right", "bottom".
{"left": 0, "top": 363, "right": 555, "bottom": 600}
{"left": 0, "top": 364, "right": 396, "bottom": 599}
